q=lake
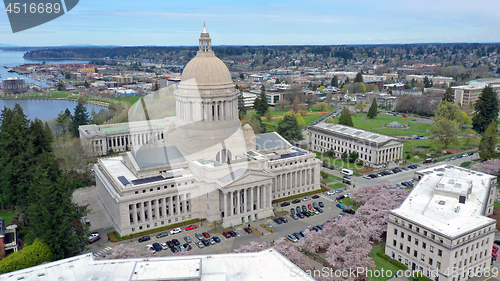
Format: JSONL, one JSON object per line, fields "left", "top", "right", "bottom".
{"left": 0, "top": 99, "right": 107, "bottom": 121}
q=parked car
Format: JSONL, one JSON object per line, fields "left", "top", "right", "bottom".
{"left": 280, "top": 202, "right": 290, "bottom": 207}
{"left": 301, "top": 205, "right": 307, "bottom": 212}
{"left": 202, "top": 232, "right": 210, "bottom": 238}
{"left": 303, "top": 197, "right": 311, "bottom": 201}
{"left": 318, "top": 202, "right": 324, "bottom": 208}
{"left": 280, "top": 217, "right": 288, "bottom": 223}
{"left": 222, "top": 232, "right": 231, "bottom": 238}
{"left": 336, "top": 203, "right": 345, "bottom": 209}
{"left": 297, "top": 213, "right": 305, "bottom": 219}
{"left": 172, "top": 239, "right": 180, "bottom": 246}
{"left": 316, "top": 207, "right": 323, "bottom": 213}
{"left": 138, "top": 235, "right": 151, "bottom": 243}
{"left": 177, "top": 244, "right": 186, "bottom": 251}
{"left": 308, "top": 204, "right": 313, "bottom": 210}
{"left": 89, "top": 232, "right": 101, "bottom": 244}
{"left": 312, "top": 195, "right": 320, "bottom": 199}
{"left": 345, "top": 193, "right": 351, "bottom": 197}
{"left": 336, "top": 195, "right": 345, "bottom": 200}
{"left": 156, "top": 232, "right": 168, "bottom": 238}
{"left": 160, "top": 242, "right": 169, "bottom": 250}
{"left": 209, "top": 238, "right": 216, "bottom": 245}
{"left": 146, "top": 244, "right": 156, "bottom": 254}
{"left": 213, "top": 236, "right": 221, "bottom": 243}
{"left": 326, "top": 190, "right": 335, "bottom": 195}
{"left": 184, "top": 243, "right": 192, "bottom": 251}
{"left": 336, "top": 188, "right": 343, "bottom": 193}
{"left": 292, "top": 199, "right": 301, "bottom": 204}
{"left": 195, "top": 241, "right": 204, "bottom": 248}
{"left": 152, "top": 243, "right": 162, "bottom": 251}
{"left": 170, "top": 228, "right": 182, "bottom": 235}
{"left": 343, "top": 208, "right": 356, "bottom": 214}
{"left": 287, "top": 234, "right": 299, "bottom": 243}
{"left": 291, "top": 214, "right": 299, "bottom": 220}
{"left": 274, "top": 218, "right": 283, "bottom": 224}
{"left": 195, "top": 233, "right": 204, "bottom": 240}
{"left": 296, "top": 206, "right": 302, "bottom": 213}
{"left": 228, "top": 231, "right": 237, "bottom": 237}
{"left": 468, "top": 152, "right": 474, "bottom": 156}
{"left": 244, "top": 227, "right": 253, "bottom": 233}
{"left": 184, "top": 236, "right": 192, "bottom": 243}
{"left": 363, "top": 175, "right": 371, "bottom": 179}
{"left": 201, "top": 239, "right": 210, "bottom": 246}
{"left": 185, "top": 225, "right": 197, "bottom": 231}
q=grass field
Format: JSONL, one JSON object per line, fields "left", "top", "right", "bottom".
{"left": 323, "top": 178, "right": 335, "bottom": 183}
{"left": 0, "top": 211, "right": 14, "bottom": 225}
{"left": 369, "top": 242, "right": 405, "bottom": 281}
{"left": 329, "top": 183, "right": 346, "bottom": 189}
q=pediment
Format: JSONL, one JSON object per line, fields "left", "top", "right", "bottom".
{"left": 217, "top": 170, "right": 273, "bottom": 189}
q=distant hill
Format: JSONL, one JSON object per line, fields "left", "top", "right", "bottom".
{"left": 0, "top": 43, "right": 18, "bottom": 48}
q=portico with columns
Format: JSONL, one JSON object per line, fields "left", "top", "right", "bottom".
{"left": 217, "top": 171, "right": 274, "bottom": 227}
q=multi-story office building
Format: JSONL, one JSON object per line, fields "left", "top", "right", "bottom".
{"left": 453, "top": 79, "right": 500, "bottom": 109}
{"left": 307, "top": 122, "right": 404, "bottom": 166}
{"left": 386, "top": 165, "right": 497, "bottom": 281}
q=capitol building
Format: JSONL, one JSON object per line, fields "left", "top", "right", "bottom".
{"left": 82, "top": 26, "right": 321, "bottom": 236}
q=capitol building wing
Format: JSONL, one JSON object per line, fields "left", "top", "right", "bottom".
{"left": 89, "top": 26, "right": 320, "bottom": 236}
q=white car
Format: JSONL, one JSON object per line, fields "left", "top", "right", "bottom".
{"left": 326, "top": 190, "right": 335, "bottom": 195}
{"left": 344, "top": 193, "right": 351, "bottom": 198}
{"left": 303, "top": 197, "right": 312, "bottom": 201}
{"left": 170, "top": 227, "right": 182, "bottom": 235}
{"left": 146, "top": 244, "right": 156, "bottom": 254}
{"left": 363, "top": 175, "right": 371, "bottom": 179}
{"left": 160, "top": 243, "right": 168, "bottom": 250}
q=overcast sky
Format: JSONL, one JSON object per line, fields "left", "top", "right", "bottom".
{"left": 1, "top": 0, "right": 500, "bottom": 46}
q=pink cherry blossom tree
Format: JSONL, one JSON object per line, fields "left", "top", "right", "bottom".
{"left": 471, "top": 159, "right": 500, "bottom": 176}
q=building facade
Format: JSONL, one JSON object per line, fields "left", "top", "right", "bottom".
{"left": 386, "top": 165, "right": 497, "bottom": 281}
{"left": 91, "top": 26, "right": 321, "bottom": 236}
{"left": 307, "top": 123, "right": 404, "bottom": 166}
{"left": 2, "top": 77, "right": 25, "bottom": 94}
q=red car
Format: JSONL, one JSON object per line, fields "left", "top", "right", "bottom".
{"left": 493, "top": 253, "right": 498, "bottom": 258}
{"left": 402, "top": 115, "right": 407, "bottom": 117}
{"left": 89, "top": 232, "right": 101, "bottom": 244}
{"left": 244, "top": 227, "right": 253, "bottom": 233}
{"left": 222, "top": 232, "right": 231, "bottom": 238}
{"left": 202, "top": 232, "right": 210, "bottom": 238}
{"left": 308, "top": 204, "right": 313, "bottom": 210}
{"left": 185, "top": 225, "right": 197, "bottom": 231}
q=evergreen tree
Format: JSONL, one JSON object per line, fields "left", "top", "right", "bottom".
{"left": 253, "top": 97, "right": 260, "bottom": 110}
{"left": 71, "top": 102, "right": 90, "bottom": 137}
{"left": 354, "top": 72, "right": 363, "bottom": 83}
{"left": 57, "top": 81, "right": 66, "bottom": 91}
{"left": 338, "top": 107, "right": 354, "bottom": 127}
{"left": 442, "top": 87, "right": 454, "bottom": 103}
{"left": 367, "top": 98, "right": 378, "bottom": 119}
{"left": 29, "top": 119, "right": 54, "bottom": 156}
{"left": 331, "top": 76, "right": 338, "bottom": 87}
{"left": 348, "top": 152, "right": 359, "bottom": 163}
{"left": 247, "top": 114, "right": 266, "bottom": 134}
{"left": 277, "top": 114, "right": 303, "bottom": 142}
{"left": 257, "top": 85, "right": 269, "bottom": 116}
{"left": 472, "top": 86, "right": 499, "bottom": 133}
{"left": 84, "top": 81, "right": 90, "bottom": 88}
{"left": 238, "top": 91, "right": 247, "bottom": 118}
{"left": 341, "top": 152, "right": 348, "bottom": 162}
{"left": 479, "top": 122, "right": 498, "bottom": 160}
{"left": 26, "top": 171, "right": 88, "bottom": 260}
{"left": 56, "top": 108, "right": 72, "bottom": 136}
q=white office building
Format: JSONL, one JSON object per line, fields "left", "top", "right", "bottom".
{"left": 386, "top": 165, "right": 497, "bottom": 281}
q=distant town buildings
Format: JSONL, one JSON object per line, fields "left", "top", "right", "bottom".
{"left": 307, "top": 123, "right": 404, "bottom": 167}
{"left": 2, "top": 77, "right": 26, "bottom": 94}
{"left": 453, "top": 78, "right": 500, "bottom": 109}
{"left": 386, "top": 165, "right": 497, "bottom": 281}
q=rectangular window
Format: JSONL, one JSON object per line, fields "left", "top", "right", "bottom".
{"left": 407, "top": 246, "right": 410, "bottom": 254}
{"left": 438, "top": 249, "right": 442, "bottom": 257}
{"left": 415, "top": 238, "right": 419, "bottom": 246}
{"left": 408, "top": 235, "right": 411, "bottom": 242}
{"left": 430, "top": 245, "right": 434, "bottom": 253}
{"left": 401, "top": 232, "right": 404, "bottom": 238}
{"left": 393, "top": 240, "right": 397, "bottom": 247}
{"left": 414, "top": 250, "right": 418, "bottom": 257}
{"left": 422, "top": 242, "right": 426, "bottom": 249}
{"left": 421, "top": 254, "right": 425, "bottom": 261}
{"left": 394, "top": 229, "right": 398, "bottom": 235}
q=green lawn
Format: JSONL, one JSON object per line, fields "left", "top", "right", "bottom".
{"left": 369, "top": 242, "right": 406, "bottom": 281}
{"left": 323, "top": 178, "right": 335, "bottom": 183}
{"left": 339, "top": 198, "right": 359, "bottom": 210}
{"left": 301, "top": 113, "right": 327, "bottom": 125}
{"left": 351, "top": 113, "right": 366, "bottom": 122}
{"left": 329, "top": 183, "right": 346, "bottom": 189}
{"left": 0, "top": 211, "right": 14, "bottom": 225}
{"left": 330, "top": 175, "right": 343, "bottom": 181}
{"left": 410, "top": 123, "right": 434, "bottom": 131}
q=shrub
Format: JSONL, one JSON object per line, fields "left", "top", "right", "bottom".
{"left": 377, "top": 251, "right": 390, "bottom": 261}
{"left": 357, "top": 160, "right": 364, "bottom": 166}
{"left": 0, "top": 239, "right": 52, "bottom": 274}
{"left": 406, "top": 154, "right": 411, "bottom": 160}
{"left": 390, "top": 259, "right": 408, "bottom": 270}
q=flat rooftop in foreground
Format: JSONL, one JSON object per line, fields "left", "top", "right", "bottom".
{"left": 0, "top": 249, "right": 315, "bottom": 281}
{"left": 311, "top": 122, "right": 403, "bottom": 145}
{"left": 392, "top": 164, "right": 496, "bottom": 237}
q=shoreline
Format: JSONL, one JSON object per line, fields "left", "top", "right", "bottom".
{"left": 0, "top": 97, "right": 110, "bottom": 107}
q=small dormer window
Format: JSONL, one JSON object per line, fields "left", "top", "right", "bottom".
{"left": 459, "top": 196, "right": 466, "bottom": 204}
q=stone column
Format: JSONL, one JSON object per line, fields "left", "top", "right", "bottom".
{"left": 268, "top": 184, "right": 272, "bottom": 208}
{"left": 169, "top": 196, "right": 173, "bottom": 217}
{"left": 257, "top": 186, "right": 261, "bottom": 210}
{"left": 228, "top": 191, "right": 233, "bottom": 216}
{"left": 311, "top": 168, "right": 315, "bottom": 184}
{"left": 222, "top": 192, "right": 227, "bottom": 218}
{"left": 132, "top": 203, "right": 137, "bottom": 224}
{"left": 162, "top": 197, "right": 167, "bottom": 218}
{"left": 250, "top": 186, "right": 254, "bottom": 212}
{"left": 139, "top": 202, "right": 145, "bottom": 222}
{"left": 147, "top": 200, "right": 152, "bottom": 221}
{"left": 234, "top": 190, "right": 239, "bottom": 215}
{"left": 155, "top": 199, "right": 160, "bottom": 219}
{"left": 175, "top": 195, "right": 180, "bottom": 215}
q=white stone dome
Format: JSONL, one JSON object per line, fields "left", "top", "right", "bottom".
{"left": 180, "top": 52, "right": 233, "bottom": 89}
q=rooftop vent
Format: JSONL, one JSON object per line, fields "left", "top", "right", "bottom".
{"left": 438, "top": 200, "right": 446, "bottom": 205}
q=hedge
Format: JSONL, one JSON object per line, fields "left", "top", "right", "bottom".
{"left": 377, "top": 251, "right": 390, "bottom": 261}
{"left": 390, "top": 259, "right": 408, "bottom": 270}
{"left": 0, "top": 239, "right": 52, "bottom": 274}
{"left": 108, "top": 218, "right": 205, "bottom": 242}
